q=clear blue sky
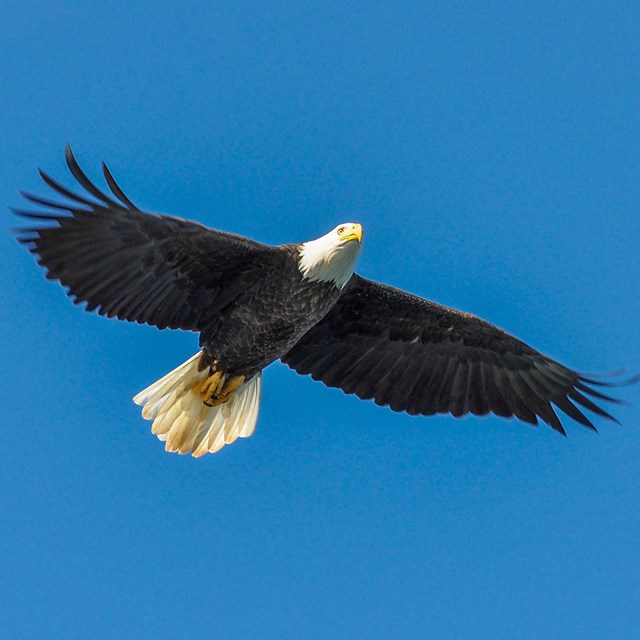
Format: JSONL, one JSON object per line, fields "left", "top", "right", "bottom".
{"left": 2, "top": 2, "right": 639, "bottom": 638}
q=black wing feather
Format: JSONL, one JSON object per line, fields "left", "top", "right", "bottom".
{"left": 101, "top": 161, "right": 141, "bottom": 210}
{"left": 283, "top": 275, "right": 628, "bottom": 433}
{"left": 15, "top": 147, "right": 277, "bottom": 333}
{"left": 64, "top": 144, "right": 123, "bottom": 209}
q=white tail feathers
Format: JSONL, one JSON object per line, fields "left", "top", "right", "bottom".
{"left": 133, "top": 352, "right": 262, "bottom": 457}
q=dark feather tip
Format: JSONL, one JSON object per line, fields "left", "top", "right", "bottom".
{"left": 11, "top": 208, "right": 61, "bottom": 220}
{"left": 578, "top": 371, "right": 640, "bottom": 387}
{"left": 101, "top": 161, "right": 140, "bottom": 210}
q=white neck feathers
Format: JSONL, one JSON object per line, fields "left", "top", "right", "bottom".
{"left": 298, "top": 227, "right": 362, "bottom": 289}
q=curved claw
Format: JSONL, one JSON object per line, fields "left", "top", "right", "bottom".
{"left": 208, "top": 375, "right": 246, "bottom": 407}
{"left": 200, "top": 371, "right": 225, "bottom": 406}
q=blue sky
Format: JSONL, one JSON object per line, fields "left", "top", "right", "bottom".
{"left": 2, "top": 2, "right": 639, "bottom": 638}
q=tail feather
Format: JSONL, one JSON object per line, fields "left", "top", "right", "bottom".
{"left": 133, "top": 352, "right": 262, "bottom": 456}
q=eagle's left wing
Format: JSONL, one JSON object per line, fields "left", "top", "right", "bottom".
{"left": 282, "top": 275, "right": 626, "bottom": 434}
{"left": 14, "top": 146, "right": 277, "bottom": 334}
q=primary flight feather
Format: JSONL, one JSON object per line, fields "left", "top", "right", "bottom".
{"left": 15, "top": 147, "right": 629, "bottom": 455}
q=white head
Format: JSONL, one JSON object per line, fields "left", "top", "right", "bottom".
{"left": 298, "top": 222, "right": 363, "bottom": 289}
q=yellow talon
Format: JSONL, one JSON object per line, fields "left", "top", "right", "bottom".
{"left": 199, "top": 370, "right": 225, "bottom": 405}
{"left": 208, "top": 375, "right": 246, "bottom": 407}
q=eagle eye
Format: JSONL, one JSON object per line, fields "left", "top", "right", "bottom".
{"left": 337, "top": 227, "right": 345, "bottom": 235}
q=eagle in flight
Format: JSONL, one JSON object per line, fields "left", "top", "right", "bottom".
{"left": 15, "top": 147, "right": 630, "bottom": 456}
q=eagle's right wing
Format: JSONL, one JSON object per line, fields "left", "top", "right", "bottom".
{"left": 283, "top": 275, "right": 629, "bottom": 434}
{"left": 15, "top": 146, "right": 276, "bottom": 333}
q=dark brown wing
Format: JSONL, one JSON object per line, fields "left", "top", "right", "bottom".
{"left": 15, "top": 146, "right": 277, "bottom": 332}
{"left": 282, "top": 275, "right": 626, "bottom": 434}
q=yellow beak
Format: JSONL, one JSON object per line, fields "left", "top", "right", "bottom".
{"left": 342, "top": 223, "right": 363, "bottom": 243}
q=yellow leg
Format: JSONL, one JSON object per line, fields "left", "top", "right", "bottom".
{"left": 199, "top": 371, "right": 225, "bottom": 406}
{"left": 208, "top": 375, "right": 246, "bottom": 407}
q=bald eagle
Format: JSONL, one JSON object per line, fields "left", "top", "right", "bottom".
{"left": 15, "top": 147, "right": 631, "bottom": 456}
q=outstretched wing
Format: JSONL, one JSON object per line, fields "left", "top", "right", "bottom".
{"left": 15, "top": 146, "right": 277, "bottom": 332}
{"left": 282, "top": 275, "right": 625, "bottom": 434}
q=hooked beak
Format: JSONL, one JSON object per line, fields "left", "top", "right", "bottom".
{"left": 342, "top": 223, "right": 363, "bottom": 244}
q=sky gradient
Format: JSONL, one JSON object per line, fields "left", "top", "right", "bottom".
{"left": 2, "top": 2, "right": 639, "bottom": 638}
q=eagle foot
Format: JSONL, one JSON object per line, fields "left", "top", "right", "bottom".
{"left": 199, "top": 371, "right": 246, "bottom": 407}
{"left": 206, "top": 374, "right": 246, "bottom": 407}
{"left": 200, "top": 370, "right": 225, "bottom": 406}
